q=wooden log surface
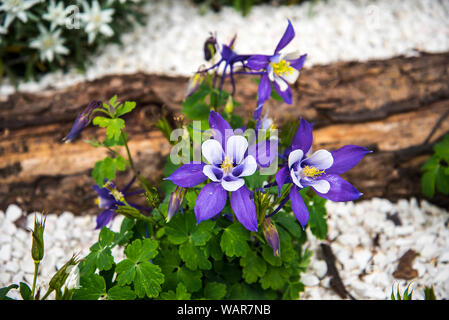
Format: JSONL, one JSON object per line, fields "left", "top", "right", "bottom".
{"left": 1, "top": 52, "right": 449, "bottom": 215}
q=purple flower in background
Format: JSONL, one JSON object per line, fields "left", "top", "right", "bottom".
{"left": 200, "top": 35, "right": 251, "bottom": 95}
{"left": 275, "top": 118, "right": 371, "bottom": 229}
{"left": 63, "top": 100, "right": 103, "bottom": 142}
{"left": 93, "top": 177, "right": 149, "bottom": 229}
{"left": 167, "top": 186, "right": 187, "bottom": 222}
{"left": 262, "top": 218, "right": 280, "bottom": 257}
{"left": 246, "top": 20, "right": 307, "bottom": 120}
{"left": 166, "top": 111, "right": 259, "bottom": 231}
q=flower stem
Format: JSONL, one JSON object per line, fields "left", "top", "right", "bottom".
{"left": 31, "top": 261, "right": 39, "bottom": 299}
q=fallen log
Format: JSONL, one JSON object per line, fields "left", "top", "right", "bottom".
{"left": 1, "top": 52, "right": 449, "bottom": 215}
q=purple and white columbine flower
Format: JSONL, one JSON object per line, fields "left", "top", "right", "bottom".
{"left": 275, "top": 118, "right": 371, "bottom": 228}
{"left": 93, "top": 177, "right": 149, "bottom": 229}
{"left": 246, "top": 20, "right": 307, "bottom": 119}
{"left": 166, "top": 111, "right": 259, "bottom": 231}
{"left": 63, "top": 100, "right": 103, "bottom": 143}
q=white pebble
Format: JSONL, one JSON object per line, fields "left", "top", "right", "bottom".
{"left": 301, "top": 274, "right": 320, "bottom": 287}
{"left": 5, "top": 204, "right": 22, "bottom": 222}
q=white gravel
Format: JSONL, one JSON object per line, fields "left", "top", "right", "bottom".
{"left": 1, "top": 0, "right": 449, "bottom": 96}
{"left": 1, "top": 198, "right": 448, "bottom": 300}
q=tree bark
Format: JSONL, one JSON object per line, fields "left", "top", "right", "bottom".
{"left": 1, "top": 52, "right": 449, "bottom": 215}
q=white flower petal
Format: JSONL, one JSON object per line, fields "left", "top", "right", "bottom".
{"left": 203, "top": 165, "right": 222, "bottom": 182}
{"left": 282, "top": 68, "right": 299, "bottom": 84}
{"left": 288, "top": 149, "right": 304, "bottom": 169}
{"left": 234, "top": 155, "right": 257, "bottom": 177}
{"left": 221, "top": 177, "right": 245, "bottom": 192}
{"left": 309, "top": 179, "right": 331, "bottom": 194}
{"left": 202, "top": 139, "right": 224, "bottom": 165}
{"left": 274, "top": 75, "right": 288, "bottom": 91}
{"left": 282, "top": 51, "right": 302, "bottom": 61}
{"left": 290, "top": 168, "right": 303, "bottom": 188}
{"left": 226, "top": 135, "right": 248, "bottom": 164}
{"left": 304, "top": 149, "right": 334, "bottom": 170}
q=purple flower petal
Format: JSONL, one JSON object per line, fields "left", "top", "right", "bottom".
{"left": 291, "top": 118, "right": 313, "bottom": 154}
{"left": 247, "top": 139, "right": 278, "bottom": 168}
{"left": 274, "top": 20, "right": 295, "bottom": 54}
{"left": 230, "top": 185, "right": 258, "bottom": 232}
{"left": 95, "top": 209, "right": 115, "bottom": 230}
{"left": 275, "top": 166, "right": 289, "bottom": 196}
{"left": 246, "top": 54, "right": 270, "bottom": 70}
{"left": 326, "top": 145, "right": 372, "bottom": 175}
{"left": 289, "top": 186, "right": 309, "bottom": 229}
{"left": 209, "top": 111, "right": 233, "bottom": 149}
{"left": 165, "top": 162, "right": 207, "bottom": 188}
{"left": 194, "top": 182, "right": 227, "bottom": 223}
{"left": 288, "top": 149, "right": 304, "bottom": 170}
{"left": 257, "top": 73, "right": 272, "bottom": 107}
{"left": 314, "top": 174, "right": 363, "bottom": 202}
{"left": 288, "top": 53, "right": 307, "bottom": 70}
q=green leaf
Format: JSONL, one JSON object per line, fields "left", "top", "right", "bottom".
{"left": 124, "top": 238, "right": 159, "bottom": 263}
{"left": 435, "top": 166, "right": 449, "bottom": 195}
{"left": 19, "top": 282, "right": 32, "bottom": 300}
{"left": 282, "top": 282, "right": 305, "bottom": 300}
{"left": 115, "top": 101, "right": 136, "bottom": 117}
{"left": 72, "top": 274, "right": 106, "bottom": 300}
{"left": 262, "top": 245, "right": 282, "bottom": 267}
{"left": 99, "top": 227, "right": 115, "bottom": 247}
{"left": 434, "top": 136, "right": 449, "bottom": 160}
{"left": 424, "top": 286, "right": 436, "bottom": 300}
{"left": 160, "top": 283, "right": 191, "bottom": 300}
{"left": 0, "top": 284, "right": 18, "bottom": 300}
{"left": 179, "top": 240, "right": 212, "bottom": 270}
{"left": 166, "top": 211, "right": 215, "bottom": 246}
{"left": 220, "top": 223, "right": 250, "bottom": 258}
{"left": 177, "top": 266, "right": 202, "bottom": 293}
{"left": 115, "top": 239, "right": 164, "bottom": 298}
{"left": 134, "top": 262, "right": 164, "bottom": 298}
{"left": 183, "top": 102, "right": 210, "bottom": 120}
{"left": 422, "top": 169, "right": 437, "bottom": 198}
{"left": 240, "top": 250, "right": 267, "bottom": 284}
{"left": 204, "top": 282, "right": 227, "bottom": 300}
{"left": 274, "top": 211, "right": 303, "bottom": 239}
{"left": 304, "top": 192, "right": 328, "bottom": 239}
{"left": 92, "top": 156, "right": 127, "bottom": 186}
{"left": 107, "top": 286, "right": 136, "bottom": 300}
{"left": 260, "top": 265, "right": 289, "bottom": 290}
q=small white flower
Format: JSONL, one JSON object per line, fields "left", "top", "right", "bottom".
{"left": 80, "top": 0, "right": 115, "bottom": 44}
{"left": 0, "top": 0, "right": 41, "bottom": 32}
{"left": 63, "top": 265, "right": 80, "bottom": 290}
{"left": 43, "top": 0, "right": 67, "bottom": 31}
{"left": 29, "top": 25, "right": 69, "bottom": 63}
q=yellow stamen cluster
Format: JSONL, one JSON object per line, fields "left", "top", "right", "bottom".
{"left": 221, "top": 155, "right": 234, "bottom": 174}
{"left": 271, "top": 59, "right": 294, "bottom": 77}
{"left": 302, "top": 165, "right": 325, "bottom": 178}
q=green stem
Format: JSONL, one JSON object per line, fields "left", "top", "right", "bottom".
{"left": 31, "top": 261, "right": 39, "bottom": 300}
{"left": 41, "top": 288, "right": 53, "bottom": 300}
{"left": 120, "top": 129, "right": 164, "bottom": 221}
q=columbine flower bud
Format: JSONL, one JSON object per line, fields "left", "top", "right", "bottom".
{"left": 262, "top": 218, "right": 280, "bottom": 257}
{"left": 167, "top": 186, "right": 186, "bottom": 222}
{"left": 203, "top": 33, "right": 217, "bottom": 61}
{"left": 184, "top": 73, "right": 203, "bottom": 98}
{"left": 31, "top": 213, "right": 46, "bottom": 262}
{"left": 49, "top": 255, "right": 80, "bottom": 292}
{"left": 63, "top": 100, "right": 102, "bottom": 143}
{"left": 224, "top": 96, "right": 234, "bottom": 114}
{"left": 63, "top": 265, "right": 80, "bottom": 290}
